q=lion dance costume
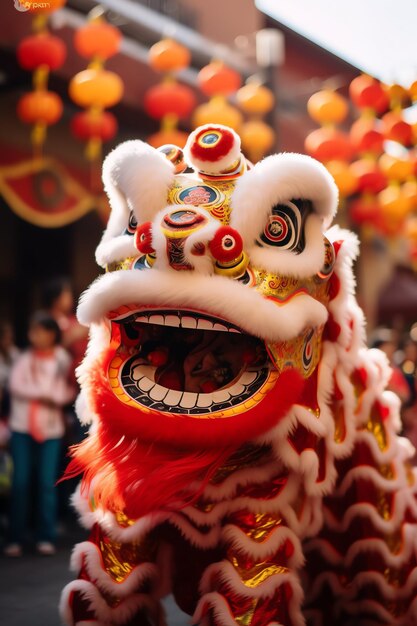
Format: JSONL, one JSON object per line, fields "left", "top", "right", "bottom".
{"left": 61, "top": 125, "right": 417, "bottom": 626}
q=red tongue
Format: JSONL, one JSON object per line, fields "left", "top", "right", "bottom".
{"left": 201, "top": 380, "right": 219, "bottom": 393}
{"left": 157, "top": 366, "right": 183, "bottom": 391}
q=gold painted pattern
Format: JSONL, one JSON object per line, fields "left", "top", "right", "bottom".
{"left": 361, "top": 408, "right": 388, "bottom": 452}
{"left": 244, "top": 512, "right": 283, "bottom": 543}
{"left": 211, "top": 444, "right": 271, "bottom": 484}
{"left": 234, "top": 599, "right": 258, "bottom": 626}
{"left": 98, "top": 536, "right": 155, "bottom": 584}
{"left": 229, "top": 555, "right": 289, "bottom": 589}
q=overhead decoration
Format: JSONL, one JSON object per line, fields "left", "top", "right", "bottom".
{"left": 16, "top": 1, "right": 67, "bottom": 155}
{"left": 237, "top": 81, "right": 276, "bottom": 162}
{"left": 145, "top": 38, "right": 195, "bottom": 149}
{"left": 193, "top": 60, "right": 243, "bottom": 132}
{"left": 69, "top": 9, "right": 123, "bottom": 163}
{"left": 306, "top": 74, "right": 417, "bottom": 268}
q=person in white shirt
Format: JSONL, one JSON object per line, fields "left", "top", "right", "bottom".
{"left": 4, "top": 311, "right": 76, "bottom": 557}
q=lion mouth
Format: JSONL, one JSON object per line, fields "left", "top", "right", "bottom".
{"left": 109, "top": 309, "right": 273, "bottom": 415}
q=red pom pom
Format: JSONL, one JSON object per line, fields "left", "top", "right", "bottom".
{"left": 134, "top": 222, "right": 154, "bottom": 254}
{"left": 190, "top": 126, "right": 236, "bottom": 163}
{"left": 209, "top": 226, "right": 243, "bottom": 263}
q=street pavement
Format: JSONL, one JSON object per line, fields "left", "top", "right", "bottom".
{"left": 0, "top": 522, "right": 189, "bottom": 626}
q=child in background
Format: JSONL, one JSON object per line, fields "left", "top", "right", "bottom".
{"left": 4, "top": 312, "right": 75, "bottom": 557}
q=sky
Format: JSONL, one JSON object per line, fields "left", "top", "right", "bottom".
{"left": 256, "top": 0, "right": 417, "bottom": 85}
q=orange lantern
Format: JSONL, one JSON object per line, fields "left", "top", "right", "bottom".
{"left": 349, "top": 74, "right": 389, "bottom": 115}
{"left": 387, "top": 83, "right": 411, "bottom": 109}
{"left": 149, "top": 39, "right": 191, "bottom": 73}
{"left": 378, "top": 185, "right": 412, "bottom": 235}
{"left": 198, "top": 61, "right": 241, "bottom": 97}
{"left": 240, "top": 120, "right": 275, "bottom": 163}
{"left": 148, "top": 129, "right": 189, "bottom": 149}
{"left": 379, "top": 153, "right": 413, "bottom": 183}
{"left": 326, "top": 160, "right": 359, "bottom": 197}
{"left": 405, "top": 216, "right": 417, "bottom": 244}
{"left": 402, "top": 180, "right": 417, "bottom": 211}
{"left": 305, "top": 127, "right": 354, "bottom": 162}
{"left": 350, "top": 159, "right": 387, "bottom": 194}
{"left": 74, "top": 21, "right": 122, "bottom": 60}
{"left": 69, "top": 69, "right": 124, "bottom": 109}
{"left": 236, "top": 83, "right": 274, "bottom": 116}
{"left": 193, "top": 98, "right": 243, "bottom": 132}
{"left": 17, "top": 91, "right": 63, "bottom": 125}
{"left": 144, "top": 82, "right": 196, "bottom": 120}
{"left": 307, "top": 90, "right": 348, "bottom": 125}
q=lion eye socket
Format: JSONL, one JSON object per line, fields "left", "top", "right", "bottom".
{"left": 256, "top": 199, "right": 312, "bottom": 254}
{"left": 126, "top": 211, "right": 138, "bottom": 235}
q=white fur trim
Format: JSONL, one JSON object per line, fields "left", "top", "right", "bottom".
{"left": 70, "top": 541, "right": 158, "bottom": 597}
{"left": 77, "top": 269, "right": 328, "bottom": 343}
{"left": 95, "top": 141, "right": 174, "bottom": 269}
{"left": 184, "top": 125, "right": 241, "bottom": 174}
{"left": 193, "top": 590, "right": 305, "bottom": 626}
{"left": 231, "top": 153, "right": 338, "bottom": 246}
{"left": 221, "top": 523, "right": 304, "bottom": 565}
{"left": 60, "top": 579, "right": 162, "bottom": 626}
{"left": 245, "top": 214, "right": 326, "bottom": 279}
{"left": 95, "top": 234, "right": 137, "bottom": 269}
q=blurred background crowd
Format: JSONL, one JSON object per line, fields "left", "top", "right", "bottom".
{"left": 0, "top": 0, "right": 416, "bottom": 556}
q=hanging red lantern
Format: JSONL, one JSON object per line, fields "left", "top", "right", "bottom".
{"left": 17, "top": 33, "right": 67, "bottom": 71}
{"left": 198, "top": 61, "right": 241, "bottom": 97}
{"left": 305, "top": 127, "right": 353, "bottom": 162}
{"left": 350, "top": 118, "right": 385, "bottom": 155}
{"left": 74, "top": 21, "right": 122, "bottom": 60}
{"left": 350, "top": 159, "right": 387, "bottom": 194}
{"left": 325, "top": 160, "right": 359, "bottom": 197}
{"left": 381, "top": 112, "right": 413, "bottom": 146}
{"left": 349, "top": 75, "right": 389, "bottom": 114}
{"left": 349, "top": 196, "right": 380, "bottom": 226}
{"left": 71, "top": 110, "right": 118, "bottom": 142}
{"left": 17, "top": 91, "right": 63, "bottom": 125}
{"left": 149, "top": 38, "right": 191, "bottom": 73}
{"left": 144, "top": 82, "right": 196, "bottom": 120}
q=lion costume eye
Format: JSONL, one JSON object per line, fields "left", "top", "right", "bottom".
{"left": 256, "top": 200, "right": 312, "bottom": 254}
{"left": 126, "top": 211, "right": 138, "bottom": 235}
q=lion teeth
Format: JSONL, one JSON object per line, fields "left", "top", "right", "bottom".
{"left": 163, "top": 390, "right": 183, "bottom": 406}
{"left": 240, "top": 371, "right": 257, "bottom": 385}
{"left": 212, "top": 389, "right": 231, "bottom": 403}
{"left": 138, "top": 377, "right": 155, "bottom": 392}
{"left": 149, "top": 384, "right": 169, "bottom": 401}
{"left": 181, "top": 316, "right": 197, "bottom": 329}
{"left": 197, "top": 319, "right": 213, "bottom": 330}
{"left": 180, "top": 392, "right": 198, "bottom": 408}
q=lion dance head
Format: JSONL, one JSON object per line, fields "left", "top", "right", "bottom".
{"left": 68, "top": 124, "right": 341, "bottom": 518}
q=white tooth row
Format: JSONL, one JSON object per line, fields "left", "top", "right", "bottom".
{"left": 130, "top": 366, "right": 257, "bottom": 409}
{"left": 134, "top": 313, "right": 240, "bottom": 333}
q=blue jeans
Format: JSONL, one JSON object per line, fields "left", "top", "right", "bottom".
{"left": 8, "top": 432, "right": 62, "bottom": 544}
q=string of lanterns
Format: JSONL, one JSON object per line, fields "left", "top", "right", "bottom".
{"left": 69, "top": 8, "right": 123, "bottom": 162}
{"left": 305, "top": 74, "right": 417, "bottom": 268}
{"left": 145, "top": 38, "right": 195, "bottom": 149}
{"left": 16, "top": 1, "right": 67, "bottom": 156}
